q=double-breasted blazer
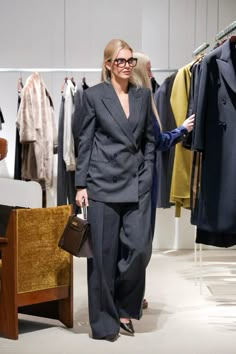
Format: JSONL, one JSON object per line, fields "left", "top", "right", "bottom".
{"left": 75, "top": 81, "right": 155, "bottom": 203}
{"left": 193, "top": 39, "right": 236, "bottom": 234}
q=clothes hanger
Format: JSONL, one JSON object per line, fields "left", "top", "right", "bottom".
{"left": 60, "top": 76, "right": 68, "bottom": 94}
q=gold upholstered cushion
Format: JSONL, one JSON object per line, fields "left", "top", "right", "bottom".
{"left": 16, "top": 205, "right": 71, "bottom": 294}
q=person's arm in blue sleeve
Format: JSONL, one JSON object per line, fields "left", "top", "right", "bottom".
{"left": 152, "top": 113, "right": 195, "bottom": 151}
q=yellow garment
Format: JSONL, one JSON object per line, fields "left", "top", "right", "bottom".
{"left": 170, "top": 63, "right": 193, "bottom": 216}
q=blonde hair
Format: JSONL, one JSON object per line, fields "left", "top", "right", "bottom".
{"left": 132, "top": 52, "right": 162, "bottom": 129}
{"left": 101, "top": 38, "right": 135, "bottom": 83}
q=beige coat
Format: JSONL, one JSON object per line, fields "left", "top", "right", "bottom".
{"left": 16, "top": 72, "right": 57, "bottom": 190}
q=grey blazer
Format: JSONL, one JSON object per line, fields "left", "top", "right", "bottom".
{"left": 75, "top": 81, "right": 155, "bottom": 203}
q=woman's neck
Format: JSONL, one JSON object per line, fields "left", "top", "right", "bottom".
{"left": 111, "top": 77, "right": 129, "bottom": 94}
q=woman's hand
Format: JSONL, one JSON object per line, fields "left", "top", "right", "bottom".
{"left": 75, "top": 188, "right": 89, "bottom": 207}
{"left": 182, "top": 114, "right": 195, "bottom": 132}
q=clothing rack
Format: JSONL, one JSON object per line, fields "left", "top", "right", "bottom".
{"left": 192, "top": 42, "right": 210, "bottom": 57}
{"left": 0, "top": 67, "right": 177, "bottom": 73}
{"left": 215, "top": 20, "right": 236, "bottom": 41}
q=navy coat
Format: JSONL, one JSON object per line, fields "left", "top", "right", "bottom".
{"left": 193, "top": 39, "right": 236, "bottom": 236}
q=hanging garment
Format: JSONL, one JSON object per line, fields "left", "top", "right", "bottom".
{"left": 72, "top": 81, "right": 86, "bottom": 158}
{"left": 182, "top": 60, "right": 203, "bottom": 149}
{"left": 63, "top": 79, "right": 77, "bottom": 171}
{"left": 154, "top": 72, "right": 178, "bottom": 208}
{"left": 192, "top": 39, "right": 236, "bottom": 246}
{"left": 14, "top": 79, "right": 24, "bottom": 180}
{"left": 16, "top": 72, "right": 57, "bottom": 190}
{"left": 185, "top": 61, "right": 203, "bottom": 224}
{"left": 57, "top": 79, "right": 80, "bottom": 211}
{"left": 169, "top": 62, "right": 193, "bottom": 216}
{"left": 151, "top": 110, "right": 188, "bottom": 236}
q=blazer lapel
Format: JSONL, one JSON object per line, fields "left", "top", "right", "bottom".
{"left": 216, "top": 39, "right": 236, "bottom": 93}
{"left": 102, "top": 82, "right": 138, "bottom": 149}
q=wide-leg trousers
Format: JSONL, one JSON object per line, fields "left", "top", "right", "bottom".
{"left": 87, "top": 191, "right": 152, "bottom": 339}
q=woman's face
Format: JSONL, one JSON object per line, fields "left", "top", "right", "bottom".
{"left": 106, "top": 48, "right": 135, "bottom": 81}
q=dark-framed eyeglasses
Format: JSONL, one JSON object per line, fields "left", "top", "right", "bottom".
{"left": 113, "top": 57, "right": 138, "bottom": 68}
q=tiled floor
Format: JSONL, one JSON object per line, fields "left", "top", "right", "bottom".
{"left": 1, "top": 249, "right": 236, "bottom": 354}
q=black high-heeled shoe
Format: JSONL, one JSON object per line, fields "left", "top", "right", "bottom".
{"left": 120, "top": 320, "right": 135, "bottom": 335}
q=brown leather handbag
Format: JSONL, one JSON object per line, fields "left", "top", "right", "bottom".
{"left": 0, "top": 137, "right": 8, "bottom": 161}
{"left": 58, "top": 207, "right": 93, "bottom": 258}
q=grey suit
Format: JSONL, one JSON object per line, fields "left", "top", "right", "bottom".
{"left": 75, "top": 81, "right": 155, "bottom": 338}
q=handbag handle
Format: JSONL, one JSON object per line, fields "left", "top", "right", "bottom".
{"left": 81, "top": 205, "right": 87, "bottom": 220}
{"left": 75, "top": 204, "right": 87, "bottom": 220}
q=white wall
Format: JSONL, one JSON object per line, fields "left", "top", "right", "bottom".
{"left": 0, "top": 0, "right": 235, "bottom": 249}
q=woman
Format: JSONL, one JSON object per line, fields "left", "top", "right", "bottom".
{"left": 75, "top": 39, "right": 155, "bottom": 341}
{"left": 132, "top": 52, "right": 195, "bottom": 309}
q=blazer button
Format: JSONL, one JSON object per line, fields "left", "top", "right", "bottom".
{"left": 222, "top": 98, "right": 226, "bottom": 104}
{"left": 113, "top": 153, "right": 117, "bottom": 158}
{"left": 113, "top": 176, "right": 117, "bottom": 182}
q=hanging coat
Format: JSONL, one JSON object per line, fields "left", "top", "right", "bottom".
{"left": 193, "top": 39, "right": 236, "bottom": 244}
{"left": 16, "top": 72, "right": 57, "bottom": 190}
{"left": 169, "top": 62, "right": 193, "bottom": 215}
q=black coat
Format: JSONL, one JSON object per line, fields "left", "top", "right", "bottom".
{"left": 193, "top": 39, "right": 236, "bottom": 239}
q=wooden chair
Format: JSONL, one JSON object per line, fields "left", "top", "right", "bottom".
{"left": 0, "top": 205, "right": 73, "bottom": 339}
